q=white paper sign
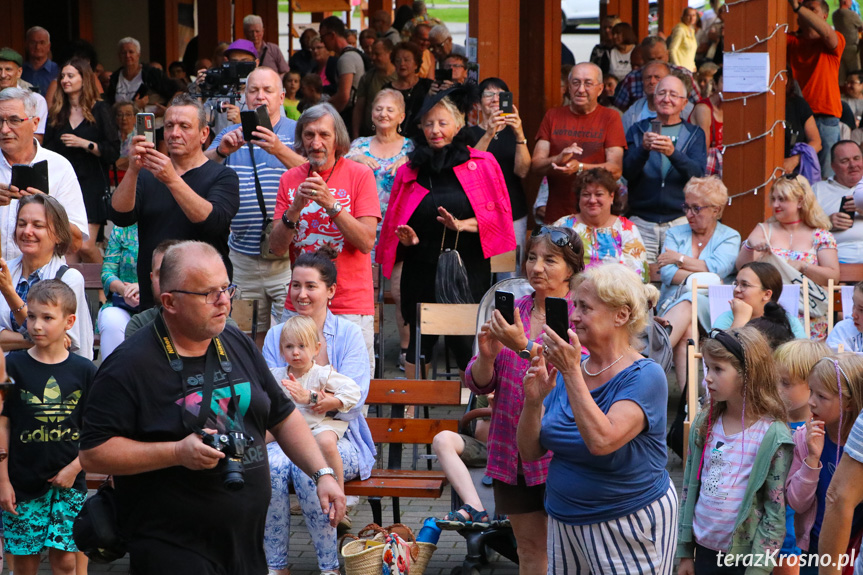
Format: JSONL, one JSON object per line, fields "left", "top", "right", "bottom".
{"left": 723, "top": 52, "right": 770, "bottom": 93}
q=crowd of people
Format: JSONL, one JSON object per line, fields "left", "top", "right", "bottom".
{"left": 2, "top": 0, "right": 863, "bottom": 574}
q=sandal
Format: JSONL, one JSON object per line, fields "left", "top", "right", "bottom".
{"left": 436, "top": 504, "right": 490, "bottom": 531}
{"left": 491, "top": 514, "right": 510, "bottom": 528}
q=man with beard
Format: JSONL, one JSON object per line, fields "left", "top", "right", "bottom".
{"left": 109, "top": 93, "right": 240, "bottom": 310}
{"left": 270, "top": 103, "right": 379, "bottom": 370}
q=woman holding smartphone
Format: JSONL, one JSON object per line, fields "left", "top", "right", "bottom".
{"left": 464, "top": 226, "right": 584, "bottom": 575}
{"left": 45, "top": 57, "right": 120, "bottom": 264}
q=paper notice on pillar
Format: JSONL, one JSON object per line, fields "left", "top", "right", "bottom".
{"left": 723, "top": 53, "right": 770, "bottom": 93}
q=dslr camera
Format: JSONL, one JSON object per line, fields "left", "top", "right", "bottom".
{"left": 201, "top": 430, "right": 253, "bottom": 491}
{"left": 197, "top": 61, "right": 256, "bottom": 100}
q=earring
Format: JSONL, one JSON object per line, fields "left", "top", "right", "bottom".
{"left": 397, "top": 124, "right": 402, "bottom": 135}
{"left": 372, "top": 124, "right": 376, "bottom": 132}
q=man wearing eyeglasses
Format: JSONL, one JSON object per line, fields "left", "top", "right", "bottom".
{"left": 80, "top": 240, "right": 345, "bottom": 575}
{"left": 0, "top": 87, "right": 88, "bottom": 260}
{"left": 0, "top": 48, "right": 48, "bottom": 143}
{"left": 621, "top": 61, "right": 694, "bottom": 135}
{"left": 624, "top": 75, "right": 706, "bottom": 262}
{"left": 109, "top": 93, "right": 240, "bottom": 310}
{"left": 531, "top": 62, "right": 626, "bottom": 224}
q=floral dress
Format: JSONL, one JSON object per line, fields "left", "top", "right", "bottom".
{"left": 553, "top": 214, "right": 649, "bottom": 282}
{"left": 100, "top": 224, "right": 139, "bottom": 311}
{"left": 345, "top": 136, "right": 415, "bottom": 233}
{"left": 766, "top": 225, "right": 837, "bottom": 339}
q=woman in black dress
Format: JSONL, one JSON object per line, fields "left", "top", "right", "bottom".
{"left": 384, "top": 42, "right": 432, "bottom": 139}
{"left": 45, "top": 57, "right": 120, "bottom": 263}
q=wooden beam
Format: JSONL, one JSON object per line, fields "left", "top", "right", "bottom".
{"left": 0, "top": 0, "right": 25, "bottom": 55}
{"left": 254, "top": 0, "right": 281, "bottom": 45}
{"left": 234, "top": 0, "right": 254, "bottom": 40}
{"left": 720, "top": 0, "right": 787, "bottom": 236}
{"left": 367, "top": 0, "right": 392, "bottom": 17}
{"left": 149, "top": 0, "right": 181, "bottom": 67}
{"left": 604, "top": 0, "right": 649, "bottom": 41}
{"left": 198, "top": 0, "right": 233, "bottom": 63}
{"left": 468, "top": 0, "right": 520, "bottom": 101}
{"left": 78, "top": 0, "right": 94, "bottom": 44}
{"left": 658, "top": 0, "right": 687, "bottom": 38}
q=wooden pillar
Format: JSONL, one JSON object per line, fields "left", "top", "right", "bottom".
{"left": 720, "top": 0, "right": 787, "bottom": 235}
{"left": 367, "top": 0, "right": 392, "bottom": 17}
{"left": 198, "top": 0, "right": 233, "bottom": 62}
{"left": 149, "top": 0, "right": 181, "bottom": 67}
{"left": 658, "top": 0, "right": 687, "bottom": 38}
{"left": 254, "top": 0, "right": 280, "bottom": 44}
{"left": 78, "top": 0, "right": 94, "bottom": 44}
{"left": 603, "top": 0, "right": 649, "bottom": 41}
{"left": 519, "top": 0, "right": 561, "bottom": 210}
{"left": 468, "top": 0, "right": 520, "bottom": 101}
{"left": 234, "top": 0, "right": 254, "bottom": 39}
{"left": 0, "top": 0, "right": 25, "bottom": 54}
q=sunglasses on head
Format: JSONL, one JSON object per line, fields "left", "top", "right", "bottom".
{"left": 531, "top": 226, "right": 577, "bottom": 252}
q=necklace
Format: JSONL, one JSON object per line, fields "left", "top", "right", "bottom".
{"left": 780, "top": 219, "right": 802, "bottom": 247}
{"left": 530, "top": 304, "right": 546, "bottom": 319}
{"left": 581, "top": 347, "right": 630, "bottom": 377}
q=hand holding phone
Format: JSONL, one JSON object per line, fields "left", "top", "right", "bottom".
{"left": 545, "top": 297, "right": 570, "bottom": 343}
{"left": 10, "top": 161, "right": 49, "bottom": 195}
{"left": 840, "top": 195, "right": 856, "bottom": 223}
{"left": 498, "top": 91, "right": 514, "bottom": 114}
{"left": 136, "top": 113, "right": 156, "bottom": 145}
{"left": 495, "top": 291, "right": 515, "bottom": 325}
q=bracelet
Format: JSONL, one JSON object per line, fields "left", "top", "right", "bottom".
{"left": 517, "top": 138, "right": 527, "bottom": 145}
{"left": 742, "top": 239, "right": 754, "bottom": 251}
{"left": 793, "top": 3, "right": 802, "bottom": 11}
{"left": 12, "top": 302, "right": 25, "bottom": 314}
{"left": 215, "top": 146, "right": 228, "bottom": 159}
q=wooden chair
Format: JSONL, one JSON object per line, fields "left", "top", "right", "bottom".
{"left": 827, "top": 279, "right": 856, "bottom": 333}
{"left": 490, "top": 250, "right": 518, "bottom": 277}
{"left": 706, "top": 284, "right": 808, "bottom": 333}
{"left": 69, "top": 263, "right": 104, "bottom": 355}
{"left": 414, "top": 302, "right": 479, "bottom": 381}
{"left": 373, "top": 263, "right": 385, "bottom": 378}
{"left": 230, "top": 299, "right": 260, "bottom": 341}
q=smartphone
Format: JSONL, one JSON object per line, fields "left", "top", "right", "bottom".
{"left": 254, "top": 104, "right": 272, "bottom": 132}
{"left": 240, "top": 110, "right": 259, "bottom": 142}
{"left": 545, "top": 297, "right": 570, "bottom": 343}
{"left": 495, "top": 291, "right": 515, "bottom": 325}
{"left": 10, "top": 160, "right": 49, "bottom": 194}
{"left": 650, "top": 119, "right": 663, "bottom": 133}
{"left": 435, "top": 68, "right": 452, "bottom": 83}
{"left": 136, "top": 113, "right": 156, "bottom": 144}
{"left": 498, "top": 91, "right": 513, "bottom": 114}
{"left": 840, "top": 195, "right": 855, "bottom": 226}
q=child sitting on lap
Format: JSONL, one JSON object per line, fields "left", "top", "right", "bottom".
{"left": 271, "top": 315, "right": 361, "bottom": 490}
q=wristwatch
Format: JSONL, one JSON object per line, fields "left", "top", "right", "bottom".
{"left": 312, "top": 467, "right": 337, "bottom": 485}
{"left": 88, "top": 142, "right": 95, "bottom": 151}
{"left": 518, "top": 342, "right": 534, "bottom": 360}
{"left": 577, "top": 162, "right": 584, "bottom": 173}
{"left": 678, "top": 254, "right": 685, "bottom": 266}
{"left": 281, "top": 211, "right": 298, "bottom": 229}
{"left": 326, "top": 200, "right": 343, "bottom": 218}
{"left": 310, "top": 390, "right": 319, "bottom": 405}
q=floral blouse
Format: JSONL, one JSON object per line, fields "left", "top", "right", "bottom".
{"left": 345, "top": 136, "right": 414, "bottom": 224}
{"left": 553, "top": 214, "right": 649, "bottom": 282}
{"left": 100, "top": 224, "right": 139, "bottom": 311}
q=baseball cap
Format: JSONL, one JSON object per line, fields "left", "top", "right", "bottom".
{"left": 0, "top": 48, "right": 23, "bottom": 67}
{"left": 224, "top": 39, "right": 258, "bottom": 59}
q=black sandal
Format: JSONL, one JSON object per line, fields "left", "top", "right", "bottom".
{"left": 436, "top": 504, "right": 491, "bottom": 530}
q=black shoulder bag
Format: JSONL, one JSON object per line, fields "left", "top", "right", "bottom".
{"left": 248, "top": 143, "right": 290, "bottom": 260}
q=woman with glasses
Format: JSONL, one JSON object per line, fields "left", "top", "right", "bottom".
{"left": 463, "top": 226, "right": 584, "bottom": 574}
{"left": 518, "top": 264, "right": 677, "bottom": 575}
{"left": 713, "top": 261, "right": 806, "bottom": 341}
{"left": 469, "top": 77, "right": 531, "bottom": 278}
{"left": 553, "top": 167, "right": 648, "bottom": 281}
{"left": 657, "top": 176, "right": 739, "bottom": 389}
{"left": 44, "top": 57, "right": 121, "bottom": 265}
{"left": 383, "top": 41, "right": 432, "bottom": 138}
{"left": 112, "top": 101, "right": 136, "bottom": 182}
{"left": 0, "top": 195, "right": 93, "bottom": 358}
{"left": 736, "top": 174, "right": 839, "bottom": 338}
{"left": 376, "top": 87, "right": 515, "bottom": 380}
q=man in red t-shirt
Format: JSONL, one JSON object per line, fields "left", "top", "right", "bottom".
{"left": 530, "top": 63, "right": 627, "bottom": 224}
{"left": 271, "top": 103, "right": 381, "bottom": 370}
{"left": 787, "top": 0, "right": 844, "bottom": 178}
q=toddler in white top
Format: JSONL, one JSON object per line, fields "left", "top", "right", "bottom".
{"left": 270, "top": 315, "right": 361, "bottom": 489}
{"left": 826, "top": 281, "right": 863, "bottom": 353}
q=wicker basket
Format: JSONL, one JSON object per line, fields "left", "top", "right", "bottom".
{"left": 341, "top": 538, "right": 385, "bottom": 575}
{"left": 411, "top": 542, "right": 437, "bottom": 575}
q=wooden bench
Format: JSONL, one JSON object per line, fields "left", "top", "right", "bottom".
{"left": 87, "top": 378, "right": 463, "bottom": 526}
{"left": 69, "top": 262, "right": 103, "bottom": 354}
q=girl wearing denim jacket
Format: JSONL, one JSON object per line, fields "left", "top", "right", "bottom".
{"left": 677, "top": 327, "right": 793, "bottom": 575}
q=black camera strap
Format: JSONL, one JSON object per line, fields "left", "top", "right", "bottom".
{"left": 248, "top": 143, "right": 270, "bottom": 228}
{"left": 152, "top": 311, "right": 232, "bottom": 433}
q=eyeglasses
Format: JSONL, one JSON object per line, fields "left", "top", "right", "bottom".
{"left": 481, "top": 91, "right": 500, "bottom": 100}
{"left": 655, "top": 90, "right": 685, "bottom": 100}
{"left": 531, "top": 226, "right": 578, "bottom": 252}
{"left": 0, "top": 116, "right": 33, "bottom": 128}
{"left": 569, "top": 80, "right": 597, "bottom": 89}
{"left": 731, "top": 280, "right": 763, "bottom": 291}
{"left": 170, "top": 284, "right": 237, "bottom": 304}
{"left": 445, "top": 64, "right": 465, "bottom": 69}
{"left": 116, "top": 112, "right": 135, "bottom": 118}
{"left": 681, "top": 203, "right": 717, "bottom": 215}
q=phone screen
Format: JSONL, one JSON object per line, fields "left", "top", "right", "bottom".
{"left": 545, "top": 297, "right": 570, "bottom": 343}
{"left": 240, "top": 110, "right": 259, "bottom": 142}
{"left": 650, "top": 119, "right": 662, "bottom": 134}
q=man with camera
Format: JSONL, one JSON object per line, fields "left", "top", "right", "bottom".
{"left": 80, "top": 240, "right": 345, "bottom": 575}
{"left": 109, "top": 93, "right": 240, "bottom": 310}
{"left": 204, "top": 66, "right": 306, "bottom": 345}
{"left": 196, "top": 39, "right": 261, "bottom": 136}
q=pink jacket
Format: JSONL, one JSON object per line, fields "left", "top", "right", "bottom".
{"left": 375, "top": 147, "right": 516, "bottom": 277}
{"left": 785, "top": 426, "right": 821, "bottom": 551}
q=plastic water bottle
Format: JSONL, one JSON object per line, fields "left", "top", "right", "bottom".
{"left": 416, "top": 517, "right": 442, "bottom": 544}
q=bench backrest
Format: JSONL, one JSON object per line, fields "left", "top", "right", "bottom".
{"left": 365, "top": 379, "right": 461, "bottom": 445}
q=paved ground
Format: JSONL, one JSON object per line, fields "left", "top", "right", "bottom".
{"left": 27, "top": 298, "right": 686, "bottom": 575}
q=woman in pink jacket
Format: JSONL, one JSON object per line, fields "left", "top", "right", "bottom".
{"left": 376, "top": 87, "right": 515, "bottom": 379}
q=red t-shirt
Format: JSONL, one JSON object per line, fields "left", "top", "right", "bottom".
{"left": 274, "top": 158, "right": 381, "bottom": 315}
{"left": 787, "top": 33, "right": 845, "bottom": 118}
{"left": 535, "top": 105, "right": 626, "bottom": 223}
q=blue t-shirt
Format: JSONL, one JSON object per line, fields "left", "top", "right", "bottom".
{"left": 712, "top": 309, "right": 807, "bottom": 339}
{"left": 540, "top": 358, "right": 670, "bottom": 525}
{"left": 781, "top": 420, "right": 806, "bottom": 556}
{"left": 814, "top": 434, "right": 841, "bottom": 537}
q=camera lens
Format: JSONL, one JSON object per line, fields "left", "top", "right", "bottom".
{"left": 223, "top": 457, "right": 245, "bottom": 491}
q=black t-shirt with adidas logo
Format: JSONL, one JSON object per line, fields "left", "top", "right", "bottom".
{"left": 4, "top": 351, "right": 96, "bottom": 500}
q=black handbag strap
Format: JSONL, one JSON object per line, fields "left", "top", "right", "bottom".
{"left": 248, "top": 143, "right": 270, "bottom": 224}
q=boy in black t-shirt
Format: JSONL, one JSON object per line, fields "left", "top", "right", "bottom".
{"left": 0, "top": 280, "right": 96, "bottom": 575}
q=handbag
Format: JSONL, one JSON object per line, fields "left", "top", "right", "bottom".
{"left": 249, "top": 143, "right": 290, "bottom": 260}
{"left": 341, "top": 523, "right": 422, "bottom": 575}
{"left": 72, "top": 479, "right": 127, "bottom": 563}
{"left": 435, "top": 227, "right": 473, "bottom": 304}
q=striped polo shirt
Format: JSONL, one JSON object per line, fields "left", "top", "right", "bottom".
{"left": 209, "top": 117, "right": 297, "bottom": 256}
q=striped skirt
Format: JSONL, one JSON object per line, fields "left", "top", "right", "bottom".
{"left": 547, "top": 484, "right": 679, "bottom": 575}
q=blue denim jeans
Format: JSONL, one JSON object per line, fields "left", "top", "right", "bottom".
{"left": 814, "top": 115, "right": 841, "bottom": 179}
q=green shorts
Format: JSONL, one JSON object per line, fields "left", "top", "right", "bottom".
{"left": 459, "top": 434, "right": 488, "bottom": 468}
{"left": 3, "top": 485, "right": 87, "bottom": 555}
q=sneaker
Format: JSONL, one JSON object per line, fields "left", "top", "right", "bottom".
{"left": 321, "top": 571, "right": 340, "bottom": 575}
